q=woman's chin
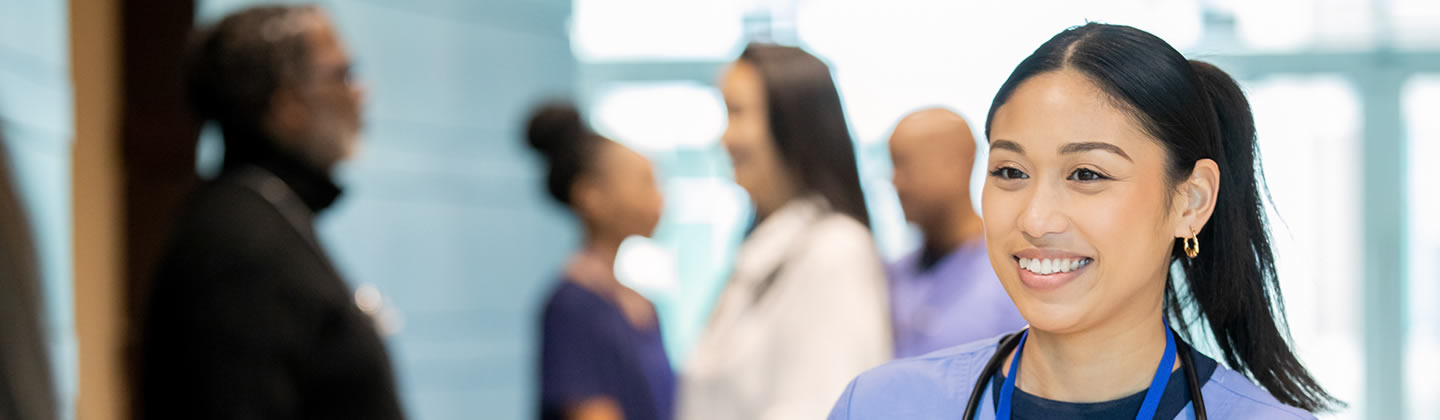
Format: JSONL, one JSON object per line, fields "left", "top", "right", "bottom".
{"left": 1012, "top": 300, "right": 1094, "bottom": 334}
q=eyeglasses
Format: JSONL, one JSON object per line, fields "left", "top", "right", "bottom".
{"left": 305, "top": 61, "right": 356, "bottom": 91}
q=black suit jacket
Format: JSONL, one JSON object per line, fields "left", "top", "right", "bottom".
{"left": 137, "top": 153, "right": 404, "bottom": 420}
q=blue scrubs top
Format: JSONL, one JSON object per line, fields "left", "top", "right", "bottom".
{"left": 886, "top": 241, "right": 1027, "bottom": 359}
{"left": 828, "top": 334, "right": 1317, "bottom": 420}
{"left": 539, "top": 281, "right": 675, "bottom": 420}
{"left": 983, "top": 348, "right": 1216, "bottom": 419}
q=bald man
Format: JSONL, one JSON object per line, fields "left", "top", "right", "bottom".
{"left": 886, "top": 108, "right": 1025, "bottom": 358}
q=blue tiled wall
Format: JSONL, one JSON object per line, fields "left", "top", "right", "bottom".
{"left": 0, "top": 0, "right": 76, "bottom": 419}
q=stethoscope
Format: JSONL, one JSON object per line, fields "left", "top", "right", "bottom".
{"left": 960, "top": 324, "right": 1208, "bottom": 420}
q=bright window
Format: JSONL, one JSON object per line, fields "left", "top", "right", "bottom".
{"left": 1403, "top": 75, "right": 1440, "bottom": 418}
{"left": 1249, "top": 76, "right": 1365, "bottom": 419}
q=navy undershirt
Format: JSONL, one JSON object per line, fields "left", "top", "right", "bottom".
{"left": 990, "top": 349, "right": 1218, "bottom": 419}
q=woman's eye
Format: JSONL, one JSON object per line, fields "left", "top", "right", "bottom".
{"left": 990, "top": 167, "right": 1028, "bottom": 180}
{"left": 1068, "top": 168, "right": 1109, "bottom": 182}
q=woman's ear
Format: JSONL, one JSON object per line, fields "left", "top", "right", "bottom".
{"left": 570, "top": 176, "right": 603, "bottom": 223}
{"left": 1173, "top": 158, "right": 1220, "bottom": 238}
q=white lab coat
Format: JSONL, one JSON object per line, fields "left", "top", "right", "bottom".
{"left": 680, "top": 196, "right": 893, "bottom": 420}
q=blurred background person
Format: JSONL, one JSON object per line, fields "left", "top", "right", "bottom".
{"left": 0, "top": 125, "right": 57, "bottom": 420}
{"left": 526, "top": 102, "right": 672, "bottom": 420}
{"left": 134, "top": 5, "right": 405, "bottom": 420}
{"left": 679, "top": 44, "right": 891, "bottom": 420}
{"left": 886, "top": 107, "right": 1026, "bottom": 359}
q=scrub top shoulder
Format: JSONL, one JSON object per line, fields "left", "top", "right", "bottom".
{"left": 828, "top": 333, "right": 1318, "bottom": 420}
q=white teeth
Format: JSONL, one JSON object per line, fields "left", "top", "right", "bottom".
{"left": 1020, "top": 257, "right": 1090, "bottom": 275}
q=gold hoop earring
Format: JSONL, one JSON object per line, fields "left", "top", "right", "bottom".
{"left": 1183, "top": 228, "right": 1200, "bottom": 259}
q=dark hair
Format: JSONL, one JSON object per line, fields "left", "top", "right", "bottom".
{"left": 524, "top": 102, "right": 603, "bottom": 206}
{"left": 985, "top": 23, "right": 1339, "bottom": 412}
{"left": 738, "top": 44, "right": 871, "bottom": 228}
{"left": 186, "top": 5, "right": 320, "bottom": 153}
{"left": 0, "top": 126, "right": 57, "bottom": 420}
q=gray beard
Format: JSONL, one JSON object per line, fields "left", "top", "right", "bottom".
{"left": 288, "top": 107, "right": 360, "bottom": 171}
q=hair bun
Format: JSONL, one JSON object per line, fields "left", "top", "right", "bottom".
{"left": 525, "top": 102, "right": 586, "bottom": 160}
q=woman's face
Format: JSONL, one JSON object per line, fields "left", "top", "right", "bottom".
{"left": 720, "top": 62, "right": 797, "bottom": 218}
{"left": 982, "top": 70, "right": 1182, "bottom": 334}
{"left": 577, "top": 141, "right": 664, "bottom": 239}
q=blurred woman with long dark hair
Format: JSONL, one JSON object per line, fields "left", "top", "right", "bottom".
{"left": 679, "top": 44, "right": 891, "bottom": 420}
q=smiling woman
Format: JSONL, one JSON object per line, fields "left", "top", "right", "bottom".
{"left": 828, "top": 23, "right": 1339, "bottom": 420}
{"left": 983, "top": 68, "right": 1191, "bottom": 332}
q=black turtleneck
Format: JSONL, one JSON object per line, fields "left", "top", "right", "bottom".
{"left": 220, "top": 138, "right": 342, "bottom": 213}
{"left": 137, "top": 137, "right": 405, "bottom": 420}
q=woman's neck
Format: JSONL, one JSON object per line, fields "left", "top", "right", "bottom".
{"left": 578, "top": 235, "right": 619, "bottom": 268}
{"left": 578, "top": 233, "right": 621, "bottom": 282}
{"left": 563, "top": 226, "right": 622, "bottom": 291}
{"left": 1010, "top": 300, "right": 1173, "bottom": 403}
{"left": 574, "top": 230, "right": 658, "bottom": 329}
{"left": 754, "top": 184, "right": 805, "bottom": 226}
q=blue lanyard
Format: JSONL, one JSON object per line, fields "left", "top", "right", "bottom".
{"left": 995, "top": 319, "right": 1177, "bottom": 420}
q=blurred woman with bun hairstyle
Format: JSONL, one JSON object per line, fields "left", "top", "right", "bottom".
{"left": 528, "top": 102, "right": 673, "bottom": 420}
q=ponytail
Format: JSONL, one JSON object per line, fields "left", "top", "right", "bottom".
{"left": 1165, "top": 60, "right": 1341, "bottom": 412}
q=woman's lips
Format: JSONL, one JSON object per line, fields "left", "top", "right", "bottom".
{"left": 1014, "top": 255, "right": 1094, "bottom": 291}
